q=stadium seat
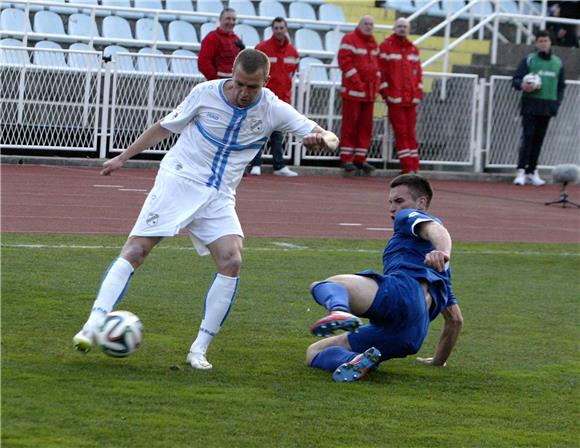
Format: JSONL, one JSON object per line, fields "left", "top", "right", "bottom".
{"left": 33, "top": 11, "right": 67, "bottom": 37}
{"left": 200, "top": 22, "right": 216, "bottom": 41}
{"left": 414, "top": 0, "right": 445, "bottom": 17}
{"left": 33, "top": 40, "right": 68, "bottom": 68}
{"left": 170, "top": 48, "right": 200, "bottom": 75}
{"left": 69, "top": 0, "right": 106, "bottom": 16}
{"left": 259, "top": 1, "right": 286, "bottom": 20}
{"left": 289, "top": 2, "right": 328, "bottom": 30}
{"left": 104, "top": 44, "right": 135, "bottom": 71}
{"left": 299, "top": 56, "right": 328, "bottom": 81}
{"left": 1, "top": 8, "right": 32, "bottom": 34}
{"left": 102, "top": 16, "right": 134, "bottom": 41}
{"left": 228, "top": 0, "right": 264, "bottom": 28}
{"left": 197, "top": 0, "right": 223, "bottom": 17}
{"left": 235, "top": 24, "right": 260, "bottom": 48}
{"left": 68, "top": 42, "right": 100, "bottom": 69}
{"left": 319, "top": 4, "right": 346, "bottom": 25}
{"left": 134, "top": 0, "right": 176, "bottom": 21}
{"left": 165, "top": 0, "right": 206, "bottom": 24}
{"left": 67, "top": 13, "right": 100, "bottom": 38}
{"left": 136, "top": 18, "right": 168, "bottom": 42}
{"left": 136, "top": 47, "right": 168, "bottom": 73}
{"left": 441, "top": 0, "right": 471, "bottom": 19}
{"left": 295, "top": 28, "right": 326, "bottom": 55}
{"left": 102, "top": 0, "right": 144, "bottom": 19}
{"left": 495, "top": 0, "right": 519, "bottom": 15}
{"left": 10, "top": 1, "right": 43, "bottom": 12}
{"left": 168, "top": 20, "right": 199, "bottom": 45}
{"left": 0, "top": 38, "right": 29, "bottom": 65}
{"left": 47, "top": 0, "right": 78, "bottom": 14}
{"left": 386, "top": 0, "right": 416, "bottom": 14}
{"left": 324, "top": 29, "right": 344, "bottom": 53}
{"left": 296, "top": 0, "right": 324, "bottom": 5}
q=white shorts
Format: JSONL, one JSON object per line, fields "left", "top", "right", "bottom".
{"left": 130, "top": 169, "right": 243, "bottom": 256}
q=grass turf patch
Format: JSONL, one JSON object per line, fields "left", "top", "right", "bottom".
{"left": 1, "top": 234, "right": 579, "bottom": 447}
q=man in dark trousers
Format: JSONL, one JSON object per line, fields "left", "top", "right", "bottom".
{"left": 512, "top": 30, "right": 565, "bottom": 186}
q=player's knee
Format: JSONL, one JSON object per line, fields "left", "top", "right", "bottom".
{"left": 305, "top": 343, "right": 321, "bottom": 366}
{"left": 121, "top": 243, "right": 151, "bottom": 268}
{"left": 216, "top": 251, "right": 242, "bottom": 277}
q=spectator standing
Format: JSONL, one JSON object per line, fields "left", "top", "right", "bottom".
{"left": 337, "top": 15, "right": 380, "bottom": 174}
{"left": 548, "top": 1, "right": 579, "bottom": 48}
{"left": 248, "top": 17, "right": 300, "bottom": 177}
{"left": 379, "top": 18, "right": 423, "bottom": 174}
{"left": 512, "top": 30, "right": 565, "bottom": 186}
{"left": 198, "top": 8, "right": 244, "bottom": 80}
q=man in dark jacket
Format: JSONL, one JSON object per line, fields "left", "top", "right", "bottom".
{"left": 512, "top": 30, "right": 565, "bottom": 186}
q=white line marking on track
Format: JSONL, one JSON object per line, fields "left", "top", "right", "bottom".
{"left": 272, "top": 242, "right": 309, "bottom": 250}
{"left": 94, "top": 184, "right": 124, "bottom": 188}
{"left": 338, "top": 223, "right": 362, "bottom": 226}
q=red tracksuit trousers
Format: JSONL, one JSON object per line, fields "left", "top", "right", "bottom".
{"left": 388, "top": 103, "right": 420, "bottom": 173}
{"left": 340, "top": 99, "right": 374, "bottom": 163}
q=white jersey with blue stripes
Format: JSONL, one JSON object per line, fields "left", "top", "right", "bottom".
{"left": 159, "top": 79, "right": 318, "bottom": 197}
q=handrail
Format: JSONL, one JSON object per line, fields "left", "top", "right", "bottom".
{"left": 406, "top": 0, "right": 440, "bottom": 22}
{"left": 414, "top": 0, "right": 481, "bottom": 46}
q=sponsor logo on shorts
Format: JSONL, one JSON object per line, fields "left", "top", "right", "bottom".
{"left": 146, "top": 213, "right": 159, "bottom": 226}
{"left": 175, "top": 162, "right": 183, "bottom": 171}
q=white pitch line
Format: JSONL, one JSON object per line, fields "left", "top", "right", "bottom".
{"left": 2, "top": 244, "right": 579, "bottom": 257}
{"left": 339, "top": 223, "right": 362, "bottom": 226}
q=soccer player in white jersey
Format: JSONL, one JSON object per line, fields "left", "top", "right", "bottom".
{"left": 73, "top": 49, "right": 339, "bottom": 369}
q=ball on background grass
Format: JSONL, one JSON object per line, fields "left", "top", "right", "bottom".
{"left": 96, "top": 310, "right": 143, "bottom": 357}
{"left": 523, "top": 73, "right": 542, "bottom": 91}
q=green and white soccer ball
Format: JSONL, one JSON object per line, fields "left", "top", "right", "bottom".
{"left": 96, "top": 310, "right": 143, "bottom": 357}
{"left": 523, "top": 73, "right": 542, "bottom": 90}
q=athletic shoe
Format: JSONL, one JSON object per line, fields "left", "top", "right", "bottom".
{"left": 273, "top": 166, "right": 298, "bottom": 177}
{"left": 341, "top": 162, "right": 356, "bottom": 173}
{"left": 310, "top": 310, "right": 362, "bottom": 337}
{"left": 354, "top": 162, "right": 376, "bottom": 173}
{"left": 513, "top": 168, "right": 526, "bottom": 186}
{"left": 332, "top": 347, "right": 382, "bottom": 382}
{"left": 250, "top": 166, "right": 261, "bottom": 176}
{"left": 526, "top": 169, "right": 546, "bottom": 186}
{"left": 187, "top": 351, "right": 213, "bottom": 370}
{"left": 73, "top": 328, "right": 96, "bottom": 353}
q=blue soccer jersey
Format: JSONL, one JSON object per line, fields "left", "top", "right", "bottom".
{"left": 384, "top": 208, "right": 458, "bottom": 320}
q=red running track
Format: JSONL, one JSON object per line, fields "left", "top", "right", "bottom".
{"left": 2, "top": 164, "right": 579, "bottom": 244}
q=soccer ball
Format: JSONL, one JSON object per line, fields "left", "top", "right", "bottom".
{"left": 523, "top": 73, "right": 542, "bottom": 90}
{"left": 96, "top": 311, "right": 143, "bottom": 357}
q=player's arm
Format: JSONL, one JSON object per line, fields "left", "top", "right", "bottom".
{"left": 302, "top": 125, "right": 339, "bottom": 152}
{"left": 101, "top": 121, "right": 171, "bottom": 176}
{"left": 416, "top": 221, "right": 452, "bottom": 272}
{"left": 417, "top": 303, "right": 463, "bottom": 366}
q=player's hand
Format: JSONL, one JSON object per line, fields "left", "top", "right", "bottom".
{"left": 302, "top": 133, "right": 325, "bottom": 150}
{"left": 521, "top": 83, "right": 536, "bottom": 93}
{"left": 100, "top": 156, "right": 124, "bottom": 176}
{"left": 424, "top": 250, "right": 449, "bottom": 272}
{"left": 416, "top": 357, "right": 447, "bottom": 367}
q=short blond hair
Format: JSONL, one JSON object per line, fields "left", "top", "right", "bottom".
{"left": 233, "top": 49, "right": 270, "bottom": 78}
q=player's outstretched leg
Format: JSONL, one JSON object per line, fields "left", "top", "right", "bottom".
{"left": 332, "top": 347, "right": 382, "bottom": 383}
{"left": 310, "top": 310, "right": 362, "bottom": 337}
{"left": 73, "top": 257, "right": 135, "bottom": 352}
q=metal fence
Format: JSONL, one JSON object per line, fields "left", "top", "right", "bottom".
{"left": 1, "top": 47, "right": 578, "bottom": 172}
{"left": 486, "top": 76, "right": 580, "bottom": 168}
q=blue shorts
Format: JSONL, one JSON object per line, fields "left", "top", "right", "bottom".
{"left": 347, "top": 270, "right": 430, "bottom": 361}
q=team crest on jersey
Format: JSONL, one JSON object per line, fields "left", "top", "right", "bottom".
{"left": 248, "top": 118, "right": 263, "bottom": 133}
{"left": 146, "top": 213, "right": 159, "bottom": 226}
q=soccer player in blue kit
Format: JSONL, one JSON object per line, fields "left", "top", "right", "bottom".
{"left": 306, "top": 174, "right": 464, "bottom": 382}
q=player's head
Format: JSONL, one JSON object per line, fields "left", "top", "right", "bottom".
{"left": 394, "top": 18, "right": 410, "bottom": 38}
{"left": 388, "top": 174, "right": 433, "bottom": 219}
{"left": 219, "top": 8, "right": 237, "bottom": 33}
{"left": 534, "top": 30, "right": 551, "bottom": 53}
{"left": 358, "top": 15, "right": 374, "bottom": 36}
{"left": 231, "top": 49, "right": 270, "bottom": 108}
{"left": 272, "top": 17, "right": 288, "bottom": 42}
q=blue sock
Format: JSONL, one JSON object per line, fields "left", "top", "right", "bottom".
{"left": 310, "top": 346, "right": 357, "bottom": 371}
{"left": 311, "top": 281, "right": 350, "bottom": 312}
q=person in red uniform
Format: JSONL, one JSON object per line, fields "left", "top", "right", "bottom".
{"left": 379, "top": 18, "right": 423, "bottom": 174}
{"left": 248, "top": 17, "right": 300, "bottom": 177}
{"left": 337, "top": 15, "right": 380, "bottom": 174}
{"left": 198, "top": 8, "right": 245, "bottom": 81}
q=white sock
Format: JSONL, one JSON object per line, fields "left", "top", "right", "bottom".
{"left": 84, "top": 257, "right": 134, "bottom": 330}
{"left": 190, "top": 273, "right": 239, "bottom": 355}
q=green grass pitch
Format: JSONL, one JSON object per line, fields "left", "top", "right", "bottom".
{"left": 1, "top": 234, "right": 579, "bottom": 447}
